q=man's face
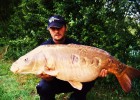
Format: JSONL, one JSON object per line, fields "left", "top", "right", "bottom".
{"left": 48, "top": 26, "right": 67, "bottom": 42}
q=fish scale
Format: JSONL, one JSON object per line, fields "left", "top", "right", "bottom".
{"left": 10, "top": 44, "right": 140, "bottom": 92}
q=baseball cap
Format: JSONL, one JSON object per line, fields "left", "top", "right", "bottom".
{"left": 47, "top": 15, "right": 66, "bottom": 29}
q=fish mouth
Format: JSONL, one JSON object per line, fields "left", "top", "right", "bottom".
{"left": 10, "top": 65, "right": 19, "bottom": 73}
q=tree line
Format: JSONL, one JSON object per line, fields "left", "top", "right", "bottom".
{"left": 0, "top": 0, "right": 139, "bottom": 64}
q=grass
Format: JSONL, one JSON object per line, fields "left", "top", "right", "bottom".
{"left": 0, "top": 60, "right": 140, "bottom": 100}
{"left": 87, "top": 78, "right": 140, "bottom": 100}
{"left": 0, "top": 60, "right": 40, "bottom": 100}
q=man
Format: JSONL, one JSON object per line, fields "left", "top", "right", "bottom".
{"left": 36, "top": 15, "right": 107, "bottom": 100}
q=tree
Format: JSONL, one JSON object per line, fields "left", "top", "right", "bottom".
{"left": 0, "top": 0, "right": 140, "bottom": 98}
{"left": 0, "top": 0, "right": 139, "bottom": 63}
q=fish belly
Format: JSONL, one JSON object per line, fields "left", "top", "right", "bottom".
{"left": 55, "top": 59, "right": 101, "bottom": 82}
{"left": 44, "top": 45, "right": 106, "bottom": 82}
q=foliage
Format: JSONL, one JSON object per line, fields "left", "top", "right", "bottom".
{"left": 0, "top": 0, "right": 139, "bottom": 61}
{"left": 0, "top": 0, "right": 140, "bottom": 99}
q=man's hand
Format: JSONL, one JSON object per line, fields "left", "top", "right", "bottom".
{"left": 99, "top": 69, "right": 108, "bottom": 77}
{"left": 37, "top": 73, "right": 54, "bottom": 81}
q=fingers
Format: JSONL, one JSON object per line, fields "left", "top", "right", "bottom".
{"left": 99, "top": 69, "right": 108, "bottom": 77}
{"left": 36, "top": 73, "right": 54, "bottom": 81}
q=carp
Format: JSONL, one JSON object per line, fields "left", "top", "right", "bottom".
{"left": 10, "top": 44, "right": 140, "bottom": 92}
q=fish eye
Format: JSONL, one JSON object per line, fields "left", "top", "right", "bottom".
{"left": 24, "top": 58, "right": 28, "bottom": 62}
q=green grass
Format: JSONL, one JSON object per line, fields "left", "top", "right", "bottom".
{"left": 87, "top": 78, "right": 140, "bottom": 100}
{"left": 0, "top": 60, "right": 140, "bottom": 100}
{"left": 0, "top": 60, "right": 40, "bottom": 100}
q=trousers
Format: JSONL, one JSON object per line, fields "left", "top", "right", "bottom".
{"left": 36, "top": 78, "right": 95, "bottom": 100}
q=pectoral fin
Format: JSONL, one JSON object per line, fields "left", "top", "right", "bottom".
{"left": 68, "top": 81, "right": 83, "bottom": 90}
{"left": 44, "top": 70, "right": 58, "bottom": 76}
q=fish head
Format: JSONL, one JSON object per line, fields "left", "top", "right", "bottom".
{"left": 10, "top": 49, "right": 47, "bottom": 75}
{"left": 10, "top": 54, "right": 35, "bottom": 74}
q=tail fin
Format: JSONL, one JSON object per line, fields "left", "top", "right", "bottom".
{"left": 116, "top": 66, "right": 140, "bottom": 92}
